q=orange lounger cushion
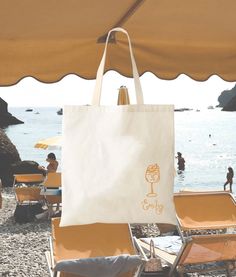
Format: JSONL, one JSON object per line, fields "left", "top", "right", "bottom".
{"left": 174, "top": 192, "right": 236, "bottom": 230}
{"left": 15, "top": 187, "right": 44, "bottom": 203}
{"left": 48, "top": 218, "right": 140, "bottom": 277}
{"left": 179, "top": 234, "right": 236, "bottom": 265}
{"left": 14, "top": 174, "right": 45, "bottom": 184}
{"left": 52, "top": 218, "right": 135, "bottom": 262}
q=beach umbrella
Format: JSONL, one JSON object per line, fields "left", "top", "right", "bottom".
{"left": 1, "top": 0, "right": 236, "bottom": 85}
{"left": 34, "top": 136, "right": 62, "bottom": 150}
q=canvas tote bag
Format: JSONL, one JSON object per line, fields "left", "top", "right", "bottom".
{"left": 60, "top": 27, "right": 176, "bottom": 226}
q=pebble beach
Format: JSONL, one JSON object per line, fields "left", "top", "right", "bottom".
{"left": 1, "top": 188, "right": 235, "bottom": 277}
{"left": 0, "top": 188, "right": 50, "bottom": 277}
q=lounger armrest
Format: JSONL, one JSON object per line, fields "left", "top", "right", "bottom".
{"left": 49, "top": 236, "right": 55, "bottom": 269}
{"left": 133, "top": 237, "right": 148, "bottom": 262}
{"left": 45, "top": 251, "right": 55, "bottom": 277}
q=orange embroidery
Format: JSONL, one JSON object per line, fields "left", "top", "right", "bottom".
{"left": 141, "top": 198, "right": 164, "bottom": 215}
{"left": 145, "top": 164, "right": 160, "bottom": 197}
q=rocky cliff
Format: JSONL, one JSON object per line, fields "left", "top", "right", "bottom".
{"left": 0, "top": 129, "right": 21, "bottom": 186}
{"left": 217, "top": 85, "right": 236, "bottom": 108}
{"left": 222, "top": 95, "right": 236, "bottom": 111}
{"left": 0, "top": 98, "right": 24, "bottom": 127}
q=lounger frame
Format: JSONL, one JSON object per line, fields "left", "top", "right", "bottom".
{"left": 46, "top": 218, "right": 144, "bottom": 277}
{"left": 13, "top": 174, "right": 45, "bottom": 204}
{"left": 136, "top": 191, "right": 236, "bottom": 276}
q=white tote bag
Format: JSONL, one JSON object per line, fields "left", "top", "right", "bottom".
{"left": 60, "top": 28, "right": 176, "bottom": 226}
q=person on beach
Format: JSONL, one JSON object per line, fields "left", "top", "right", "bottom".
{"left": 223, "top": 167, "right": 234, "bottom": 193}
{"left": 176, "top": 152, "right": 185, "bottom": 171}
{"left": 38, "top": 152, "right": 58, "bottom": 174}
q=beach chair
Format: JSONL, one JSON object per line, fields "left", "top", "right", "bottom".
{"left": 172, "top": 191, "right": 236, "bottom": 275}
{"left": 13, "top": 174, "right": 45, "bottom": 223}
{"left": 136, "top": 234, "right": 236, "bottom": 276}
{"left": 174, "top": 191, "right": 236, "bottom": 234}
{"left": 135, "top": 191, "right": 236, "bottom": 276}
{"left": 45, "top": 218, "right": 144, "bottom": 277}
{"left": 13, "top": 174, "right": 45, "bottom": 204}
{"left": 42, "top": 172, "right": 62, "bottom": 217}
{"left": 43, "top": 172, "right": 61, "bottom": 189}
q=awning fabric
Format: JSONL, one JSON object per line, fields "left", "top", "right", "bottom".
{"left": 1, "top": 0, "right": 236, "bottom": 85}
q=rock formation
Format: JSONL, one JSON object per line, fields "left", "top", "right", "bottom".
{"left": 0, "top": 129, "right": 21, "bottom": 186}
{"left": 217, "top": 85, "right": 236, "bottom": 108}
{"left": 11, "top": 160, "right": 45, "bottom": 177}
{"left": 222, "top": 95, "right": 236, "bottom": 111}
{"left": 0, "top": 98, "right": 24, "bottom": 127}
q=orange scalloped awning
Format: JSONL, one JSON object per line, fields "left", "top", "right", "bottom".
{"left": 1, "top": 0, "right": 236, "bottom": 85}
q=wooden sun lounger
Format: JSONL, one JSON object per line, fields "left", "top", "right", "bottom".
{"left": 46, "top": 218, "right": 144, "bottom": 277}
{"left": 162, "top": 191, "right": 236, "bottom": 276}
{"left": 134, "top": 192, "right": 236, "bottom": 276}
{"left": 43, "top": 172, "right": 61, "bottom": 189}
{"left": 42, "top": 173, "right": 62, "bottom": 217}
{"left": 15, "top": 187, "right": 44, "bottom": 203}
{"left": 170, "top": 233, "right": 236, "bottom": 276}
{"left": 13, "top": 174, "right": 45, "bottom": 186}
{"left": 135, "top": 234, "right": 236, "bottom": 277}
{"left": 14, "top": 174, "right": 45, "bottom": 204}
{"left": 174, "top": 191, "right": 236, "bottom": 232}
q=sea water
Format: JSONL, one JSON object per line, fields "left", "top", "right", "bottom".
{"left": 5, "top": 107, "right": 236, "bottom": 192}
{"left": 5, "top": 107, "right": 61, "bottom": 170}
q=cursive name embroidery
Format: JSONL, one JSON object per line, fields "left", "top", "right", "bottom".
{"left": 141, "top": 198, "right": 164, "bottom": 215}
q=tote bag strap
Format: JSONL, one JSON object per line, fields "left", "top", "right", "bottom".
{"left": 92, "top": 27, "right": 144, "bottom": 106}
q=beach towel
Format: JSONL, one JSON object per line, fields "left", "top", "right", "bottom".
{"left": 61, "top": 27, "right": 176, "bottom": 226}
{"left": 54, "top": 254, "right": 142, "bottom": 277}
{"left": 141, "top": 236, "right": 182, "bottom": 255}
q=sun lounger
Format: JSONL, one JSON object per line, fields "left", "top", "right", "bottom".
{"left": 13, "top": 174, "right": 45, "bottom": 223}
{"left": 169, "top": 233, "right": 236, "bottom": 276}
{"left": 136, "top": 234, "right": 236, "bottom": 276}
{"left": 43, "top": 172, "right": 61, "bottom": 189}
{"left": 134, "top": 191, "right": 236, "bottom": 276}
{"left": 15, "top": 187, "right": 44, "bottom": 203}
{"left": 174, "top": 191, "right": 236, "bottom": 233}
{"left": 45, "top": 218, "right": 144, "bottom": 277}
{"left": 42, "top": 172, "right": 61, "bottom": 217}
{"left": 13, "top": 173, "right": 45, "bottom": 186}
{"left": 14, "top": 174, "right": 45, "bottom": 204}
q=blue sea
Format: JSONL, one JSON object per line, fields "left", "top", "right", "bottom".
{"left": 5, "top": 107, "right": 236, "bottom": 193}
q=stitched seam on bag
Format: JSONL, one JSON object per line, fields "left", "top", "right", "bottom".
{"left": 64, "top": 106, "right": 174, "bottom": 113}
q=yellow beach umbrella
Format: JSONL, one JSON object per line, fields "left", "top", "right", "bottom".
{"left": 1, "top": 0, "right": 236, "bottom": 85}
{"left": 34, "top": 136, "right": 62, "bottom": 150}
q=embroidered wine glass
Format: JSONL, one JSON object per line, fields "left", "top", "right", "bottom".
{"left": 145, "top": 164, "right": 160, "bottom": 197}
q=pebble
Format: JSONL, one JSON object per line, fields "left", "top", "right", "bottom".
{"left": 0, "top": 188, "right": 50, "bottom": 276}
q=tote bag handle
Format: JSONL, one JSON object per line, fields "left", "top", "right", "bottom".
{"left": 92, "top": 27, "right": 144, "bottom": 106}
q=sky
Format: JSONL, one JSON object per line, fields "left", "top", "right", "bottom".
{"left": 0, "top": 72, "right": 235, "bottom": 109}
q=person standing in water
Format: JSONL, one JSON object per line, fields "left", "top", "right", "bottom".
{"left": 176, "top": 152, "right": 185, "bottom": 171}
{"left": 224, "top": 167, "right": 234, "bottom": 193}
